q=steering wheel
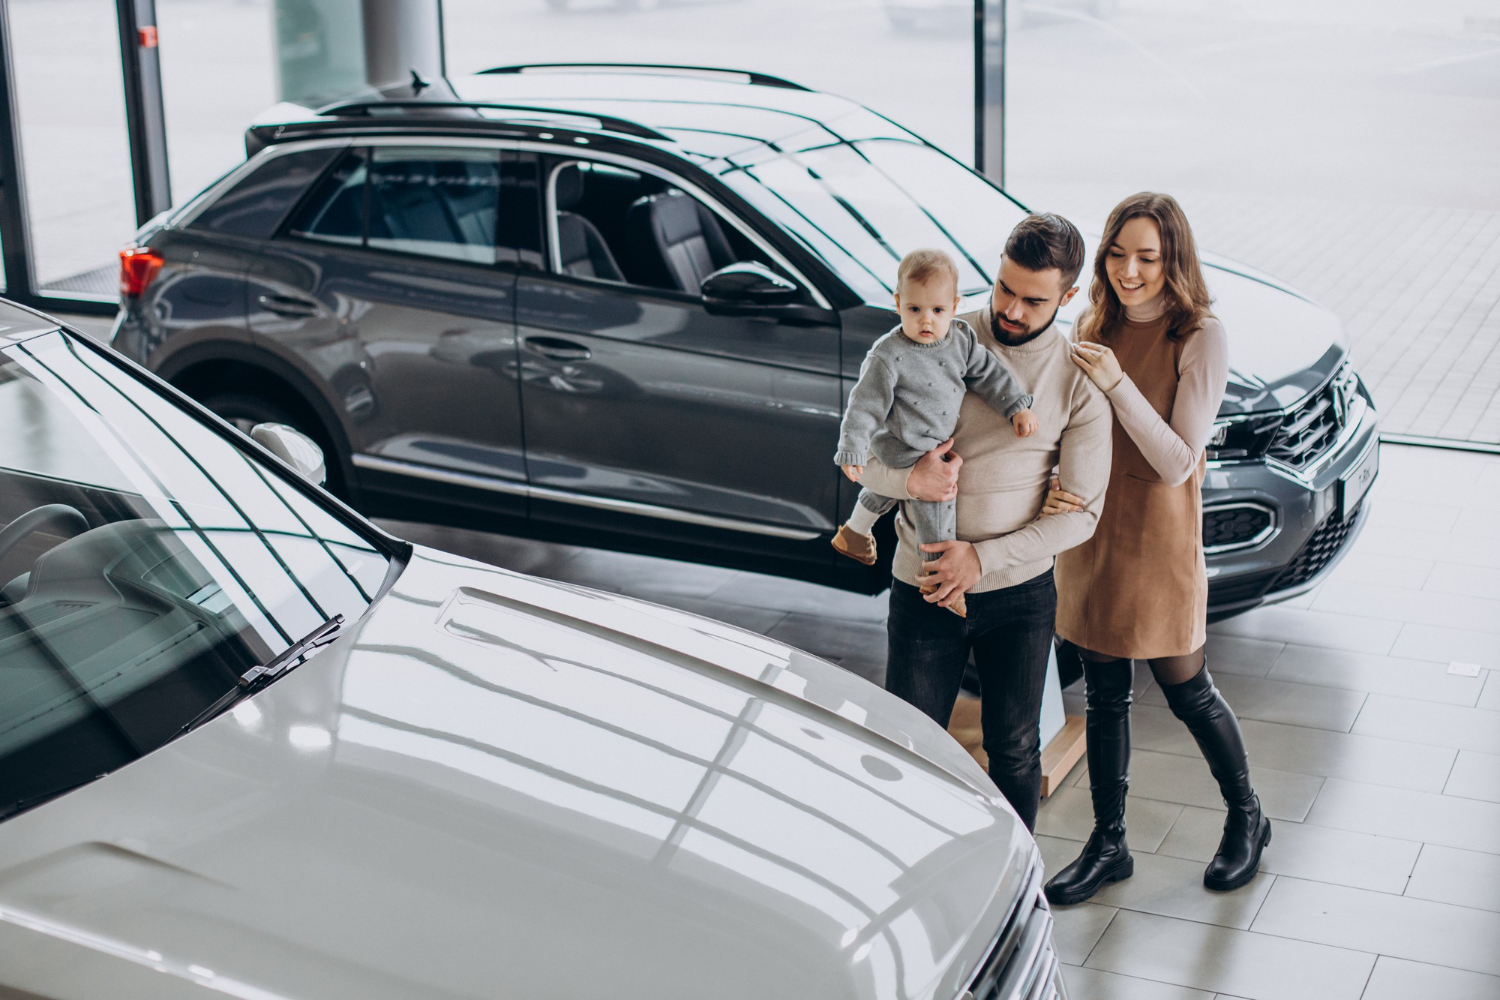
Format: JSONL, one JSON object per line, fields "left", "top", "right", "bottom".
{"left": 0, "top": 504, "right": 90, "bottom": 588}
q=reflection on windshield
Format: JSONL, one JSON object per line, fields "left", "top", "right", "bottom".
{"left": 0, "top": 332, "right": 391, "bottom": 818}
{"left": 719, "top": 135, "right": 1025, "bottom": 304}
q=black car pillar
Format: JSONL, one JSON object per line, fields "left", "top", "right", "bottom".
{"left": 973, "top": 0, "right": 1006, "bottom": 185}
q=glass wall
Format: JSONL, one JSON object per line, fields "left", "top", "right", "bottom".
{"left": 442, "top": 0, "right": 976, "bottom": 166}
{"left": 1007, "top": 0, "right": 1500, "bottom": 442}
{"left": 9, "top": 0, "right": 136, "bottom": 290}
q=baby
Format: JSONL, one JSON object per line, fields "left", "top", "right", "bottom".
{"left": 832, "top": 248, "right": 1037, "bottom": 617}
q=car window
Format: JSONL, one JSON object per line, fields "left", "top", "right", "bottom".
{"left": 548, "top": 159, "right": 773, "bottom": 295}
{"left": 366, "top": 146, "right": 502, "bottom": 264}
{"left": 0, "top": 332, "right": 395, "bottom": 821}
{"left": 718, "top": 138, "right": 1026, "bottom": 304}
{"left": 288, "top": 147, "right": 367, "bottom": 247}
{"left": 188, "top": 146, "right": 345, "bottom": 240}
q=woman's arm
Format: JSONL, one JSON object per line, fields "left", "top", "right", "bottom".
{"left": 1094, "top": 320, "right": 1229, "bottom": 487}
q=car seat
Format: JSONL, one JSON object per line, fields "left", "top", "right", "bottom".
{"left": 554, "top": 164, "right": 626, "bottom": 282}
{"left": 627, "top": 191, "right": 737, "bottom": 293}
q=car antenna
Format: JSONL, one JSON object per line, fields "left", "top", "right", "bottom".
{"left": 410, "top": 68, "right": 430, "bottom": 95}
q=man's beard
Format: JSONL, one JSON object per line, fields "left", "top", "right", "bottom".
{"left": 990, "top": 305, "right": 1060, "bottom": 347}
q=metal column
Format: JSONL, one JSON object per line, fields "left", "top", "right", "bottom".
{"left": 974, "top": 0, "right": 1006, "bottom": 185}
{"left": 116, "top": 0, "right": 171, "bottom": 225}
{"left": 0, "top": 0, "right": 35, "bottom": 302}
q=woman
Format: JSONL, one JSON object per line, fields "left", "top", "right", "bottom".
{"left": 1043, "top": 193, "right": 1269, "bottom": 905}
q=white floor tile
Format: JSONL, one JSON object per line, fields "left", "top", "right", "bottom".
{"left": 1085, "top": 850, "right": 1275, "bottom": 930}
{"left": 1406, "top": 844, "right": 1500, "bottom": 913}
{"left": 1085, "top": 910, "right": 1375, "bottom": 1000}
{"left": 1251, "top": 876, "right": 1500, "bottom": 977}
{"left": 1304, "top": 778, "right": 1500, "bottom": 856}
{"left": 1268, "top": 643, "right": 1484, "bottom": 706}
{"left": 1060, "top": 964, "right": 1213, "bottom": 1000}
{"left": 1478, "top": 670, "right": 1500, "bottom": 711}
{"left": 1423, "top": 561, "right": 1500, "bottom": 599}
{"left": 1047, "top": 899, "right": 1118, "bottom": 965}
{"left": 1444, "top": 750, "right": 1500, "bottom": 803}
{"left": 1157, "top": 806, "right": 1419, "bottom": 895}
{"left": 1352, "top": 694, "right": 1500, "bottom": 754}
{"left": 1311, "top": 580, "right": 1500, "bottom": 634}
{"left": 1202, "top": 635, "right": 1284, "bottom": 678}
{"left": 1082, "top": 749, "right": 1325, "bottom": 823}
{"left": 1390, "top": 622, "right": 1500, "bottom": 670}
{"left": 1211, "top": 606, "right": 1401, "bottom": 656}
{"left": 1035, "top": 787, "right": 1183, "bottom": 854}
{"left": 1360, "top": 956, "right": 1500, "bottom": 1000}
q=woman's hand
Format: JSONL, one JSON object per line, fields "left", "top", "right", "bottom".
{"left": 1072, "top": 341, "right": 1124, "bottom": 392}
{"left": 1041, "top": 474, "right": 1085, "bottom": 516}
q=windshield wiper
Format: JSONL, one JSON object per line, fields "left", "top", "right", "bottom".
{"left": 175, "top": 614, "right": 346, "bottom": 738}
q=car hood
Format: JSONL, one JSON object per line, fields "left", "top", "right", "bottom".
{"left": 0, "top": 547, "right": 1030, "bottom": 1000}
{"left": 963, "top": 247, "right": 1348, "bottom": 417}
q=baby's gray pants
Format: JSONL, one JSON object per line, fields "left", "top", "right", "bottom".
{"left": 856, "top": 488, "right": 953, "bottom": 563}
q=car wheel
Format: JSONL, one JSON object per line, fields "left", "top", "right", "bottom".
{"left": 200, "top": 391, "right": 347, "bottom": 499}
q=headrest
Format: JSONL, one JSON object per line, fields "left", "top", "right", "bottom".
{"left": 554, "top": 163, "right": 584, "bottom": 210}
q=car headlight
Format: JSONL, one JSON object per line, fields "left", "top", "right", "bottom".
{"left": 1206, "top": 413, "right": 1282, "bottom": 462}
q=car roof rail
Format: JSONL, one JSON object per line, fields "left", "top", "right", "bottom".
{"left": 312, "top": 99, "right": 674, "bottom": 142}
{"left": 478, "top": 62, "right": 811, "bottom": 92}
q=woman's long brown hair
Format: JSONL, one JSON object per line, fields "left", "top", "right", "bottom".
{"left": 1078, "top": 192, "right": 1214, "bottom": 344}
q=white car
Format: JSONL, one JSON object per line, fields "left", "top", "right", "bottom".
{"left": 0, "top": 302, "right": 1062, "bottom": 999}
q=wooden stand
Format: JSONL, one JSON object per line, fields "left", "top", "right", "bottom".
{"left": 947, "top": 697, "right": 1087, "bottom": 799}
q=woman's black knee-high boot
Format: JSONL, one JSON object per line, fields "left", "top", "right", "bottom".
{"left": 1159, "top": 661, "right": 1271, "bottom": 891}
{"left": 1044, "top": 657, "right": 1135, "bottom": 905}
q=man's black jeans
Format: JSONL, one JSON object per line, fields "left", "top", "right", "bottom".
{"left": 885, "top": 570, "right": 1057, "bottom": 830}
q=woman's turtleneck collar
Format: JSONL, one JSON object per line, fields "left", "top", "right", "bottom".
{"left": 1124, "top": 293, "right": 1168, "bottom": 324}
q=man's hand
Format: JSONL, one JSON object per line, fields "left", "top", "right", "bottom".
{"left": 917, "top": 540, "right": 983, "bottom": 607}
{"left": 1011, "top": 408, "right": 1039, "bottom": 438}
{"left": 842, "top": 464, "right": 863, "bottom": 482}
{"left": 906, "top": 438, "right": 961, "bottom": 502}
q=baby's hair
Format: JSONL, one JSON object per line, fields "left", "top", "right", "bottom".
{"left": 896, "top": 248, "right": 960, "bottom": 294}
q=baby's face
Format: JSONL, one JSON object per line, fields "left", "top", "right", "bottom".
{"left": 895, "top": 275, "right": 962, "bottom": 345}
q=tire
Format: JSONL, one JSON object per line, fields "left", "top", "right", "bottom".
{"left": 200, "top": 391, "right": 347, "bottom": 500}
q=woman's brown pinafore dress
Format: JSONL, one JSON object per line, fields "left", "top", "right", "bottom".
{"left": 1055, "top": 314, "right": 1207, "bottom": 658}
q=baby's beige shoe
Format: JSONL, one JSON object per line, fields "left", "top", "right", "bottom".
{"left": 831, "top": 525, "right": 877, "bottom": 565}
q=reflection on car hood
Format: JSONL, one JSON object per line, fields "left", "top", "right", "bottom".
{"left": 961, "top": 246, "right": 1348, "bottom": 416}
{"left": 0, "top": 547, "right": 1030, "bottom": 1000}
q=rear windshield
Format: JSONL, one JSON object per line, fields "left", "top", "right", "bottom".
{"left": 718, "top": 137, "right": 1026, "bottom": 304}
{"left": 0, "top": 333, "right": 394, "bottom": 820}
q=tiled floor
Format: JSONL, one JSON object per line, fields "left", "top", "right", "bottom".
{"left": 384, "top": 442, "right": 1498, "bottom": 1000}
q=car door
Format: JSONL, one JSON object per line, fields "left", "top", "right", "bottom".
{"left": 514, "top": 153, "right": 842, "bottom": 539}
{"left": 247, "top": 142, "right": 531, "bottom": 517}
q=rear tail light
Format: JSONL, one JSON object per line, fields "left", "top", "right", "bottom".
{"left": 119, "top": 246, "right": 164, "bottom": 298}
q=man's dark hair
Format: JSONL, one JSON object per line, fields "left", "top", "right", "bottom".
{"left": 1003, "top": 213, "right": 1085, "bottom": 290}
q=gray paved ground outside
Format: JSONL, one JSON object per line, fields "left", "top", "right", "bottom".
{"left": 385, "top": 442, "right": 1500, "bottom": 1000}
{"left": 13, "top": 0, "right": 1500, "bottom": 441}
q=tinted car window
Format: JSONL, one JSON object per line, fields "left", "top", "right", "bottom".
{"left": 188, "top": 145, "right": 345, "bottom": 239}
{"left": 719, "top": 138, "right": 1025, "bottom": 303}
{"left": 367, "top": 147, "right": 502, "bottom": 265}
{"left": 0, "top": 332, "right": 394, "bottom": 820}
{"left": 288, "top": 147, "right": 367, "bottom": 246}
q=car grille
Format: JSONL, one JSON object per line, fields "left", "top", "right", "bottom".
{"left": 1203, "top": 503, "right": 1274, "bottom": 553}
{"left": 1267, "top": 375, "right": 1349, "bottom": 470}
{"left": 961, "top": 863, "right": 1062, "bottom": 1000}
{"left": 1270, "top": 501, "right": 1363, "bottom": 592}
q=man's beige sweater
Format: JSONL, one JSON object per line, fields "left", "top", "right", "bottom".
{"left": 860, "top": 310, "right": 1113, "bottom": 593}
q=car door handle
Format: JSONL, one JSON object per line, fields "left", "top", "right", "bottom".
{"left": 257, "top": 293, "right": 319, "bottom": 318}
{"left": 524, "top": 337, "right": 591, "bottom": 362}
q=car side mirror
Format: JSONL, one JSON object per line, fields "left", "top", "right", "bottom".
{"left": 251, "top": 422, "right": 327, "bottom": 486}
{"left": 701, "top": 262, "right": 801, "bottom": 314}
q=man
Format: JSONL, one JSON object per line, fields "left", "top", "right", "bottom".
{"left": 858, "top": 213, "right": 1111, "bottom": 830}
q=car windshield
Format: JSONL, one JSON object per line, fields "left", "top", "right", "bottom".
{"left": 0, "top": 332, "right": 395, "bottom": 819}
{"left": 717, "top": 136, "right": 1026, "bottom": 304}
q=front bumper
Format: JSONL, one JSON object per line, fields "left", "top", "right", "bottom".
{"left": 1204, "top": 385, "right": 1379, "bottom": 619}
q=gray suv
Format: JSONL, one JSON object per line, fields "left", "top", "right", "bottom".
{"left": 111, "top": 63, "right": 1378, "bottom": 618}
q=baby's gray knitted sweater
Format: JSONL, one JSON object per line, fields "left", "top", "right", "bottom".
{"left": 834, "top": 319, "right": 1033, "bottom": 468}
